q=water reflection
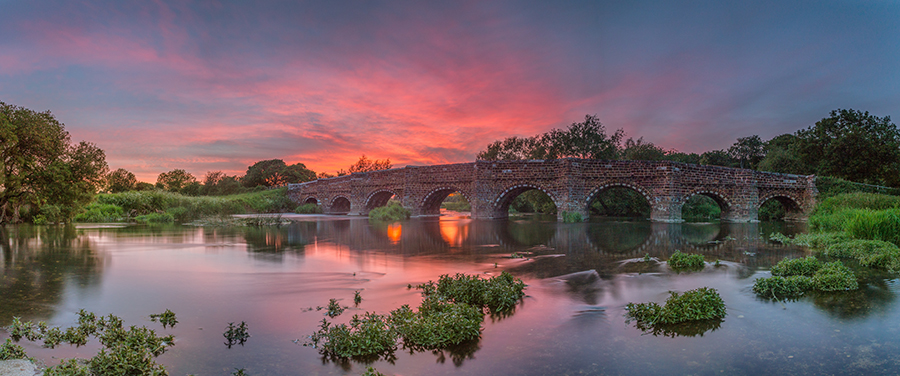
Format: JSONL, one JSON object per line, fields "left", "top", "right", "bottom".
{"left": 4, "top": 219, "right": 900, "bottom": 375}
{"left": 0, "top": 225, "right": 104, "bottom": 325}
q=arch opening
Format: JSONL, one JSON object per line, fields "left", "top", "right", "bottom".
{"left": 495, "top": 186, "right": 558, "bottom": 218}
{"left": 365, "top": 190, "right": 397, "bottom": 212}
{"left": 303, "top": 197, "right": 318, "bottom": 205}
{"left": 759, "top": 195, "right": 803, "bottom": 221}
{"left": 680, "top": 191, "right": 730, "bottom": 222}
{"left": 587, "top": 186, "right": 651, "bottom": 219}
{"left": 421, "top": 188, "right": 470, "bottom": 216}
{"left": 330, "top": 197, "right": 351, "bottom": 214}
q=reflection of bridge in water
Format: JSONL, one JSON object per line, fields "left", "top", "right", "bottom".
{"left": 260, "top": 217, "right": 808, "bottom": 275}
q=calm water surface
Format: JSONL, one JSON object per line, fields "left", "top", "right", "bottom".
{"left": 2, "top": 215, "right": 900, "bottom": 375}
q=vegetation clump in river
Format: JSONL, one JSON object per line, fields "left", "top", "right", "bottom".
{"left": 753, "top": 257, "right": 858, "bottom": 299}
{"left": 624, "top": 287, "right": 726, "bottom": 333}
{"left": 306, "top": 272, "right": 526, "bottom": 359}
{"left": 666, "top": 250, "right": 705, "bottom": 271}
{"left": 4, "top": 309, "right": 176, "bottom": 375}
{"left": 368, "top": 202, "right": 411, "bottom": 221}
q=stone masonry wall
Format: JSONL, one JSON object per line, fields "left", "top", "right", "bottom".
{"left": 287, "top": 159, "right": 817, "bottom": 222}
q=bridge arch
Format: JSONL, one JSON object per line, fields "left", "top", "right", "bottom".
{"left": 329, "top": 196, "right": 351, "bottom": 214}
{"left": 584, "top": 182, "right": 654, "bottom": 218}
{"left": 680, "top": 189, "right": 733, "bottom": 221}
{"left": 421, "top": 187, "right": 471, "bottom": 216}
{"left": 365, "top": 189, "right": 398, "bottom": 213}
{"left": 759, "top": 191, "right": 805, "bottom": 220}
{"left": 302, "top": 196, "right": 318, "bottom": 205}
{"left": 491, "top": 184, "right": 560, "bottom": 218}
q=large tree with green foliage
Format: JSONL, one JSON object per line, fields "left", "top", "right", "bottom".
{"left": 106, "top": 168, "right": 137, "bottom": 193}
{"left": 0, "top": 102, "right": 108, "bottom": 223}
{"left": 793, "top": 109, "right": 900, "bottom": 186}
{"left": 243, "top": 159, "right": 316, "bottom": 187}
{"left": 478, "top": 114, "right": 624, "bottom": 161}
{"left": 728, "top": 135, "right": 765, "bottom": 169}
{"left": 157, "top": 169, "right": 197, "bottom": 192}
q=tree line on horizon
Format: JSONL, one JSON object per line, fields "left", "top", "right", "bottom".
{"left": 478, "top": 110, "right": 900, "bottom": 188}
{"left": 2, "top": 99, "right": 897, "bottom": 224}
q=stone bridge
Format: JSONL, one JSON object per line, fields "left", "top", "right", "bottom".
{"left": 287, "top": 159, "right": 818, "bottom": 222}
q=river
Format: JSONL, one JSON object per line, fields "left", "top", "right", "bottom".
{"left": 2, "top": 215, "right": 899, "bottom": 375}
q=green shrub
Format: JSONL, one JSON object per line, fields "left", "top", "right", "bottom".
{"left": 752, "top": 276, "right": 814, "bottom": 299}
{"left": 74, "top": 203, "right": 125, "bottom": 222}
{"left": 667, "top": 250, "right": 705, "bottom": 271}
{"left": 812, "top": 261, "right": 859, "bottom": 291}
{"left": 625, "top": 287, "right": 726, "bottom": 325}
{"left": 369, "top": 202, "right": 411, "bottom": 221}
{"left": 770, "top": 256, "right": 820, "bottom": 277}
{"left": 295, "top": 203, "right": 323, "bottom": 214}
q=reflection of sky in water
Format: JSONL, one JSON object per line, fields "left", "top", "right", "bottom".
{"left": 1, "top": 220, "right": 899, "bottom": 375}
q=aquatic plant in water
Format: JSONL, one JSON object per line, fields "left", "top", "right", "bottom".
{"left": 5, "top": 309, "right": 175, "bottom": 374}
{"left": 753, "top": 258, "right": 858, "bottom": 300}
{"left": 625, "top": 287, "right": 726, "bottom": 326}
{"left": 667, "top": 250, "right": 705, "bottom": 271}
{"left": 149, "top": 309, "right": 178, "bottom": 328}
{"left": 224, "top": 321, "right": 250, "bottom": 348}
{"left": 305, "top": 272, "right": 526, "bottom": 360}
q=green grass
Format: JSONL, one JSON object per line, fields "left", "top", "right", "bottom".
{"left": 90, "top": 188, "right": 295, "bottom": 223}
{"left": 295, "top": 203, "right": 323, "bottom": 214}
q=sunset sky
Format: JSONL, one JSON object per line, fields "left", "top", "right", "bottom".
{"left": 2, "top": 1, "right": 898, "bottom": 182}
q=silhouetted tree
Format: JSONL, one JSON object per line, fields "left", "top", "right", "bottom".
{"left": 106, "top": 168, "right": 137, "bottom": 193}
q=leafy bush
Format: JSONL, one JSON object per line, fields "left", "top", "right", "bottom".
{"left": 74, "top": 203, "right": 125, "bottom": 222}
{"left": 812, "top": 261, "right": 859, "bottom": 291}
{"left": 667, "top": 250, "right": 705, "bottom": 271}
{"left": 369, "top": 202, "right": 411, "bottom": 221}
{"left": 295, "top": 203, "right": 323, "bottom": 214}
{"left": 770, "top": 256, "right": 820, "bottom": 277}
{"left": 625, "top": 287, "right": 726, "bottom": 325}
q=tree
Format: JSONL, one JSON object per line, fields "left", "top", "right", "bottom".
{"left": 156, "top": 169, "right": 196, "bottom": 192}
{"left": 622, "top": 137, "right": 667, "bottom": 161}
{"left": 794, "top": 109, "right": 900, "bottom": 186}
{"left": 727, "top": 135, "right": 765, "bottom": 169}
{"left": 477, "top": 114, "right": 624, "bottom": 161}
{"left": 348, "top": 155, "right": 392, "bottom": 173}
{"left": 106, "top": 168, "right": 137, "bottom": 193}
{"left": 242, "top": 159, "right": 317, "bottom": 187}
{"left": 0, "top": 102, "right": 108, "bottom": 223}
{"left": 543, "top": 114, "right": 624, "bottom": 160}
{"left": 699, "top": 150, "right": 737, "bottom": 167}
